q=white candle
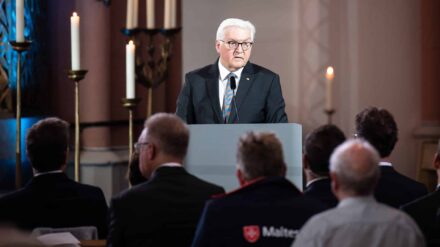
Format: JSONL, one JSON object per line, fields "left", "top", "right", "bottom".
{"left": 16, "top": 0, "right": 24, "bottom": 42}
{"left": 70, "top": 12, "right": 80, "bottom": 70}
{"left": 133, "top": 0, "right": 139, "bottom": 28}
{"left": 164, "top": 0, "right": 170, "bottom": 29}
{"left": 325, "top": 66, "right": 335, "bottom": 111}
{"left": 126, "top": 40, "right": 136, "bottom": 99}
{"left": 170, "top": 0, "right": 176, "bottom": 29}
{"left": 146, "top": 0, "right": 155, "bottom": 29}
{"left": 126, "top": 0, "right": 134, "bottom": 29}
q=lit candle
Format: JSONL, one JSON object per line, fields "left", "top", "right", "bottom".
{"left": 70, "top": 12, "right": 80, "bottom": 70}
{"left": 126, "top": 0, "right": 134, "bottom": 29}
{"left": 146, "top": 0, "right": 155, "bottom": 29}
{"left": 133, "top": 0, "right": 139, "bottom": 28}
{"left": 16, "top": 0, "right": 24, "bottom": 42}
{"left": 164, "top": 0, "right": 170, "bottom": 29}
{"left": 325, "top": 66, "right": 335, "bottom": 111}
{"left": 126, "top": 40, "right": 136, "bottom": 99}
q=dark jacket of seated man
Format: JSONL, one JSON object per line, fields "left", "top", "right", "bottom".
{"left": 192, "top": 177, "right": 326, "bottom": 247}
{"left": 107, "top": 113, "right": 225, "bottom": 247}
{"left": 0, "top": 172, "right": 108, "bottom": 238}
{"left": 303, "top": 124, "right": 346, "bottom": 208}
{"left": 355, "top": 107, "right": 427, "bottom": 208}
{"left": 401, "top": 147, "right": 440, "bottom": 246}
{"left": 192, "top": 131, "right": 326, "bottom": 247}
{"left": 0, "top": 117, "right": 108, "bottom": 238}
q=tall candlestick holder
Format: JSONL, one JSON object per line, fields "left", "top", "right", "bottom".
{"left": 67, "top": 70, "right": 88, "bottom": 182}
{"left": 325, "top": 109, "right": 335, "bottom": 125}
{"left": 122, "top": 27, "right": 181, "bottom": 118}
{"left": 9, "top": 40, "right": 32, "bottom": 189}
{"left": 122, "top": 98, "right": 141, "bottom": 159}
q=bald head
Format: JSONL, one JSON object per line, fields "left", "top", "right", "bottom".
{"left": 330, "top": 139, "right": 380, "bottom": 196}
{"left": 144, "top": 113, "right": 189, "bottom": 159}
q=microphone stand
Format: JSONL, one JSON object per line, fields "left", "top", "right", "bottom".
{"left": 230, "top": 77, "right": 240, "bottom": 123}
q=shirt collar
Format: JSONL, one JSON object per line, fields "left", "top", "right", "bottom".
{"left": 306, "top": 176, "right": 329, "bottom": 188}
{"left": 158, "top": 162, "right": 182, "bottom": 168}
{"left": 34, "top": 170, "right": 63, "bottom": 177}
{"left": 338, "top": 195, "right": 375, "bottom": 208}
{"left": 379, "top": 161, "right": 393, "bottom": 167}
{"left": 218, "top": 60, "right": 244, "bottom": 81}
{"left": 151, "top": 162, "right": 182, "bottom": 178}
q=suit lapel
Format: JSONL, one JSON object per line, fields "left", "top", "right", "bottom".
{"left": 206, "top": 63, "right": 223, "bottom": 123}
{"left": 228, "top": 63, "right": 255, "bottom": 123}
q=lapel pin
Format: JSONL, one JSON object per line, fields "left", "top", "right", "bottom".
{"left": 246, "top": 77, "right": 250, "bottom": 80}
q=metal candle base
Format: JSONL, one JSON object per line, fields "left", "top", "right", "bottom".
{"left": 324, "top": 109, "right": 336, "bottom": 125}
{"left": 68, "top": 70, "right": 88, "bottom": 182}
{"left": 9, "top": 40, "right": 32, "bottom": 189}
{"left": 122, "top": 98, "right": 141, "bottom": 159}
{"left": 10, "top": 41, "right": 32, "bottom": 53}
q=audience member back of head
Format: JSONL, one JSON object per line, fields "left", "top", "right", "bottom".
{"left": 192, "top": 131, "right": 326, "bottom": 247}
{"left": 293, "top": 139, "right": 425, "bottom": 247}
{"left": 107, "top": 113, "right": 224, "bottom": 247}
{"left": 355, "top": 106, "right": 427, "bottom": 208}
{"left": 0, "top": 117, "right": 108, "bottom": 239}
{"left": 303, "top": 124, "right": 346, "bottom": 207}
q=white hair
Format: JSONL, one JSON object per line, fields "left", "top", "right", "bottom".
{"left": 330, "top": 139, "right": 380, "bottom": 196}
{"left": 216, "top": 18, "right": 256, "bottom": 41}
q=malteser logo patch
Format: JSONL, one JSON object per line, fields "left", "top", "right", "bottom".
{"left": 243, "top": 225, "right": 260, "bottom": 243}
{"left": 262, "top": 226, "right": 298, "bottom": 239}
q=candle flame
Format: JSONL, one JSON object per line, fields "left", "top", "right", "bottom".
{"left": 73, "top": 12, "right": 78, "bottom": 17}
{"left": 326, "top": 66, "right": 335, "bottom": 81}
{"left": 129, "top": 40, "right": 134, "bottom": 45}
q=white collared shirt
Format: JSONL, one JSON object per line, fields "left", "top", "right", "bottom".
{"left": 34, "top": 170, "right": 63, "bottom": 177}
{"left": 379, "top": 161, "right": 393, "bottom": 167}
{"left": 306, "top": 176, "right": 329, "bottom": 188}
{"left": 159, "top": 162, "right": 182, "bottom": 168}
{"left": 218, "top": 61, "right": 243, "bottom": 108}
{"left": 151, "top": 162, "right": 182, "bottom": 178}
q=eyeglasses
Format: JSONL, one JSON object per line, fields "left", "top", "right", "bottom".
{"left": 134, "top": 142, "right": 149, "bottom": 152}
{"left": 219, "top": 40, "right": 254, "bottom": 51}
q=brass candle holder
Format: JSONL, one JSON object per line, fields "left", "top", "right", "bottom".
{"left": 67, "top": 70, "right": 88, "bottom": 182}
{"left": 325, "top": 109, "right": 335, "bottom": 125}
{"left": 9, "top": 40, "right": 32, "bottom": 189}
{"left": 122, "top": 98, "right": 141, "bottom": 159}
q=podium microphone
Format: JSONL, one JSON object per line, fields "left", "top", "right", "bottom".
{"left": 230, "top": 76, "right": 240, "bottom": 123}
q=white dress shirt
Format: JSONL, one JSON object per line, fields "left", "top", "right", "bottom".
{"left": 218, "top": 61, "right": 243, "bottom": 108}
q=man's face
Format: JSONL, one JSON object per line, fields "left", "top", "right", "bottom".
{"left": 216, "top": 27, "right": 253, "bottom": 72}
{"left": 138, "top": 128, "right": 154, "bottom": 179}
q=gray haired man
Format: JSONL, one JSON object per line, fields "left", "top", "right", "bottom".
{"left": 293, "top": 139, "right": 424, "bottom": 247}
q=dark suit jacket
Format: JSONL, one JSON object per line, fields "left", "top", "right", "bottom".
{"left": 191, "top": 177, "right": 326, "bottom": 247}
{"left": 374, "top": 166, "right": 427, "bottom": 208}
{"left": 107, "top": 166, "right": 225, "bottom": 247}
{"left": 0, "top": 173, "right": 108, "bottom": 238}
{"left": 401, "top": 189, "right": 440, "bottom": 246}
{"left": 304, "top": 178, "right": 338, "bottom": 208}
{"left": 176, "top": 60, "right": 288, "bottom": 124}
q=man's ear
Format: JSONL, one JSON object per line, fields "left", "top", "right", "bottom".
{"left": 330, "top": 172, "right": 339, "bottom": 195}
{"left": 303, "top": 154, "right": 309, "bottom": 171}
{"left": 434, "top": 153, "right": 440, "bottom": 170}
{"left": 215, "top": 41, "right": 221, "bottom": 53}
{"left": 147, "top": 143, "right": 156, "bottom": 160}
{"left": 236, "top": 168, "right": 246, "bottom": 187}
